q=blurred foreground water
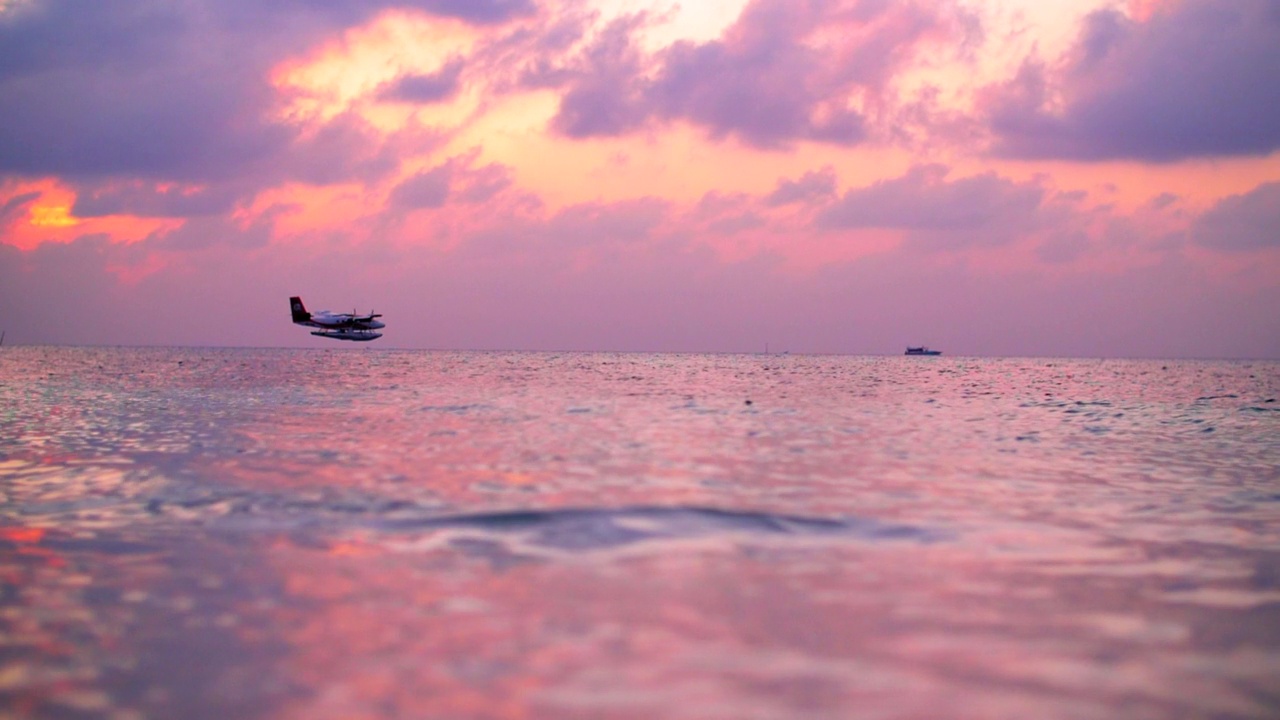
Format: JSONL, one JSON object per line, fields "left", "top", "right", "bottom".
{"left": 2, "top": 347, "right": 1278, "bottom": 719}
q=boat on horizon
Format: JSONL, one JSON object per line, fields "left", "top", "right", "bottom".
{"left": 905, "top": 346, "right": 941, "bottom": 356}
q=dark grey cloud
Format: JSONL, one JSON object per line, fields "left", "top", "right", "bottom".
{"left": 1192, "top": 181, "right": 1280, "bottom": 252}
{"left": 986, "top": 0, "right": 1280, "bottom": 161}
{"left": 0, "top": 0, "right": 533, "bottom": 182}
{"left": 818, "top": 164, "right": 1044, "bottom": 232}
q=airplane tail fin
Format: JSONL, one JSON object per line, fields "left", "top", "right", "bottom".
{"left": 290, "top": 296, "right": 311, "bottom": 323}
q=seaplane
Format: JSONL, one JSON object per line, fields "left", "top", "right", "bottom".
{"left": 290, "top": 296, "right": 384, "bottom": 342}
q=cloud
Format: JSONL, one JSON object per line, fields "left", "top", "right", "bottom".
{"left": 647, "top": 35, "right": 865, "bottom": 148}
{"left": 818, "top": 164, "right": 1044, "bottom": 238}
{"left": 1192, "top": 181, "right": 1280, "bottom": 252}
{"left": 70, "top": 182, "right": 243, "bottom": 219}
{"left": 454, "top": 162, "right": 513, "bottom": 204}
{"left": 543, "top": 197, "right": 669, "bottom": 247}
{"left": 1, "top": 190, "right": 41, "bottom": 223}
{"left": 390, "top": 167, "right": 453, "bottom": 209}
{"left": 1033, "top": 229, "right": 1089, "bottom": 265}
{"left": 2, "top": 0, "right": 1276, "bottom": 360}
{"left": 278, "top": 113, "right": 416, "bottom": 187}
{"left": 985, "top": 0, "right": 1280, "bottom": 161}
{"left": 548, "top": 0, "right": 976, "bottom": 148}
{"left": 388, "top": 153, "right": 514, "bottom": 210}
{"left": 59, "top": 113, "right": 416, "bottom": 220}
{"left": 403, "top": 0, "right": 537, "bottom": 25}
{"left": 549, "top": 13, "right": 653, "bottom": 138}
{"left": 766, "top": 167, "right": 838, "bottom": 206}
{"left": 151, "top": 215, "right": 277, "bottom": 252}
{"left": 6, "top": 197, "right": 1278, "bottom": 359}
{"left": 1147, "top": 192, "right": 1180, "bottom": 211}
{"left": 0, "top": 2, "right": 292, "bottom": 181}
{"left": 377, "top": 59, "right": 466, "bottom": 104}
{"left": 0, "top": 0, "right": 532, "bottom": 182}
{"left": 644, "top": 0, "right": 867, "bottom": 149}
{"left": 689, "top": 192, "right": 766, "bottom": 235}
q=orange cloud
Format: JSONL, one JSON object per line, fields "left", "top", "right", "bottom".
{"left": 272, "top": 9, "right": 483, "bottom": 131}
{"left": 2, "top": 180, "right": 180, "bottom": 251}
{"left": 241, "top": 183, "right": 381, "bottom": 243}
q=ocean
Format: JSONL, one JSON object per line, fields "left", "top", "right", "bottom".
{"left": 1, "top": 347, "right": 1278, "bottom": 719}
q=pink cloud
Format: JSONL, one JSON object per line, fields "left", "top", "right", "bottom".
{"left": 545, "top": 0, "right": 978, "bottom": 148}
{"left": 1193, "top": 182, "right": 1280, "bottom": 252}
{"left": 765, "top": 167, "right": 839, "bottom": 207}
{"left": 817, "top": 164, "right": 1048, "bottom": 251}
{"left": 6, "top": 191, "right": 1276, "bottom": 358}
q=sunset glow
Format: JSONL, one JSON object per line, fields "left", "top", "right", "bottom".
{"left": 1, "top": 0, "right": 1277, "bottom": 356}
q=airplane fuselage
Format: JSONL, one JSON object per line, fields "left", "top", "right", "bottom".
{"left": 290, "top": 296, "right": 385, "bottom": 341}
{"left": 302, "top": 312, "right": 385, "bottom": 330}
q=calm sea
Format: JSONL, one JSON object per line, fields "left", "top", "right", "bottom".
{"left": 2, "top": 347, "right": 1278, "bottom": 719}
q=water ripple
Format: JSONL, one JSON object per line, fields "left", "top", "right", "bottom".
{"left": 382, "top": 505, "right": 946, "bottom": 552}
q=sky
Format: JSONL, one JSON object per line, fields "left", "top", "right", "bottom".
{"left": 1, "top": 0, "right": 1278, "bottom": 357}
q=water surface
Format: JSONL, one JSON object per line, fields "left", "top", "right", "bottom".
{"left": 2, "top": 348, "right": 1278, "bottom": 718}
